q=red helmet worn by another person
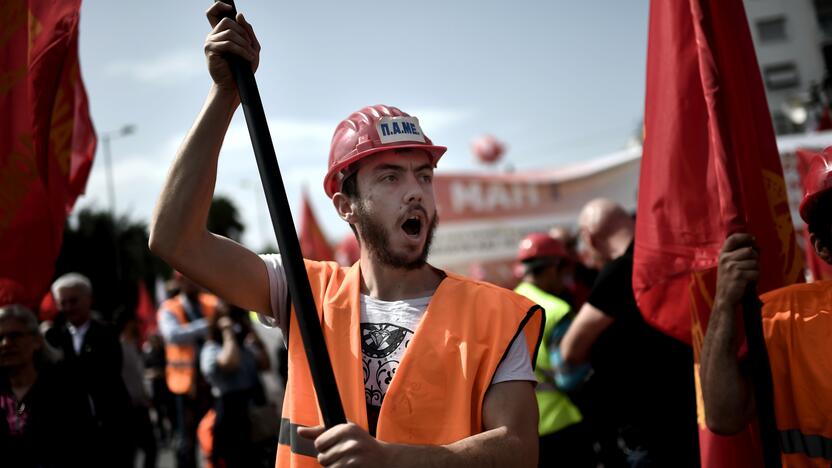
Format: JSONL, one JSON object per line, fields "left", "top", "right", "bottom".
{"left": 324, "top": 105, "right": 447, "bottom": 198}
{"left": 799, "top": 147, "right": 832, "bottom": 223}
{"left": 517, "top": 233, "right": 568, "bottom": 262}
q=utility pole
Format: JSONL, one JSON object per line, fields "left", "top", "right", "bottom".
{"left": 100, "top": 124, "right": 136, "bottom": 217}
{"left": 99, "top": 124, "right": 136, "bottom": 280}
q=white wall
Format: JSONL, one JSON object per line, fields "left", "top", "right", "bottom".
{"left": 744, "top": 0, "right": 827, "bottom": 123}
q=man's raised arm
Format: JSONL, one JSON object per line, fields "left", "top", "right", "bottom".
{"left": 700, "top": 233, "right": 758, "bottom": 434}
{"left": 149, "top": 2, "right": 271, "bottom": 317}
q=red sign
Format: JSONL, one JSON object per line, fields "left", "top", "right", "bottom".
{"left": 429, "top": 150, "right": 642, "bottom": 286}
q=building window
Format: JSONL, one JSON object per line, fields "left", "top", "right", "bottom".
{"left": 763, "top": 62, "right": 800, "bottom": 90}
{"left": 756, "top": 17, "right": 787, "bottom": 43}
{"left": 817, "top": 0, "right": 832, "bottom": 39}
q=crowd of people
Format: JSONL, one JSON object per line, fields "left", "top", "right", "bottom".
{"left": 0, "top": 271, "right": 283, "bottom": 468}
{"left": 5, "top": 2, "right": 832, "bottom": 467}
{"left": 0, "top": 195, "right": 702, "bottom": 468}
{"left": 0, "top": 193, "right": 711, "bottom": 468}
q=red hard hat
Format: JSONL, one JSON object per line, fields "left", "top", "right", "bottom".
{"left": 517, "top": 233, "right": 568, "bottom": 262}
{"left": 323, "top": 105, "right": 447, "bottom": 198}
{"left": 799, "top": 147, "right": 832, "bottom": 223}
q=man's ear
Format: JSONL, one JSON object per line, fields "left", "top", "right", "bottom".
{"left": 811, "top": 232, "right": 832, "bottom": 264}
{"left": 332, "top": 193, "right": 356, "bottom": 223}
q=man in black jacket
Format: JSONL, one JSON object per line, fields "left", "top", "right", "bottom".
{"left": 559, "top": 199, "right": 699, "bottom": 467}
{"left": 46, "top": 273, "right": 132, "bottom": 466}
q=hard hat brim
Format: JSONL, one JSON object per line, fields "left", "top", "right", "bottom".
{"left": 324, "top": 144, "right": 447, "bottom": 198}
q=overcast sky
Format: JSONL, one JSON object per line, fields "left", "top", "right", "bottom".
{"left": 74, "top": 0, "right": 649, "bottom": 250}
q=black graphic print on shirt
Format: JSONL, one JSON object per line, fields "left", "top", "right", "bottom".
{"left": 361, "top": 322, "right": 414, "bottom": 409}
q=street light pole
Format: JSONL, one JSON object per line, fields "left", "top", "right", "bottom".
{"left": 100, "top": 124, "right": 136, "bottom": 217}
{"left": 99, "top": 124, "right": 135, "bottom": 281}
{"left": 101, "top": 134, "right": 116, "bottom": 217}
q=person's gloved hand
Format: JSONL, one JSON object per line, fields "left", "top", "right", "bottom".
{"left": 550, "top": 348, "right": 592, "bottom": 392}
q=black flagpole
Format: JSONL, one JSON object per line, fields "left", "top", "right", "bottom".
{"left": 219, "top": 0, "right": 346, "bottom": 428}
{"left": 742, "top": 288, "right": 782, "bottom": 468}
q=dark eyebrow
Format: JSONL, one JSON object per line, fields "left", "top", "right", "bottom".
{"left": 372, "top": 163, "right": 433, "bottom": 174}
{"left": 372, "top": 164, "right": 406, "bottom": 173}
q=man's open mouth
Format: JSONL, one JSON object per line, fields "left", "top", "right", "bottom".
{"left": 401, "top": 216, "right": 423, "bottom": 237}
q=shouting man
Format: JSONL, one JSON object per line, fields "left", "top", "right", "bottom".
{"left": 149, "top": 3, "right": 543, "bottom": 467}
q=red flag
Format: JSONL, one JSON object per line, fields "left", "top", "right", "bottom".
{"left": 38, "top": 291, "right": 58, "bottom": 323}
{"left": 634, "top": 0, "right": 803, "bottom": 465}
{"left": 0, "top": 0, "right": 96, "bottom": 308}
{"left": 298, "top": 189, "right": 334, "bottom": 261}
{"left": 136, "top": 280, "right": 157, "bottom": 343}
{"left": 334, "top": 234, "right": 359, "bottom": 267}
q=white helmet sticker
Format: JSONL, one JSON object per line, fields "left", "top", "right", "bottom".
{"left": 376, "top": 116, "right": 427, "bottom": 144}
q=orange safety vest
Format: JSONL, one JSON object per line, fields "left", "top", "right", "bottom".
{"left": 160, "top": 293, "right": 218, "bottom": 395}
{"left": 276, "top": 260, "right": 544, "bottom": 468}
{"left": 762, "top": 280, "right": 832, "bottom": 468}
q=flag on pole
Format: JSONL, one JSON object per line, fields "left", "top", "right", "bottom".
{"left": 633, "top": 0, "right": 803, "bottom": 465}
{"left": 298, "top": 188, "right": 334, "bottom": 261}
{"left": 0, "top": 0, "right": 96, "bottom": 308}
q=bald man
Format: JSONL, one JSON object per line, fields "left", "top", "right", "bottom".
{"left": 558, "top": 199, "right": 699, "bottom": 467}
{"left": 547, "top": 226, "right": 596, "bottom": 310}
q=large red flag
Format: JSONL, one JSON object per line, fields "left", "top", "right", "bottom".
{"left": 0, "top": 0, "right": 96, "bottom": 308}
{"left": 633, "top": 0, "right": 803, "bottom": 465}
{"left": 298, "top": 189, "right": 334, "bottom": 261}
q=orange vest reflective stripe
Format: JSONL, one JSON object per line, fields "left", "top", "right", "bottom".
{"left": 276, "top": 260, "right": 544, "bottom": 467}
{"left": 160, "top": 294, "right": 218, "bottom": 395}
{"left": 761, "top": 280, "right": 832, "bottom": 467}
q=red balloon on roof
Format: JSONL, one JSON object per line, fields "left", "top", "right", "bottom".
{"left": 471, "top": 134, "right": 505, "bottom": 165}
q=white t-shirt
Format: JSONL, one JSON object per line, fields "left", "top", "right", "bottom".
{"left": 258, "top": 255, "right": 535, "bottom": 414}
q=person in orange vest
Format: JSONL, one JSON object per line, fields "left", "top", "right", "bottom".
{"left": 157, "top": 271, "right": 218, "bottom": 468}
{"left": 701, "top": 147, "right": 832, "bottom": 467}
{"left": 148, "top": 3, "right": 543, "bottom": 467}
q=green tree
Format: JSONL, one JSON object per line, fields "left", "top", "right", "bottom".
{"left": 54, "top": 209, "right": 166, "bottom": 323}
{"left": 207, "top": 195, "right": 245, "bottom": 242}
{"left": 52, "top": 196, "right": 247, "bottom": 322}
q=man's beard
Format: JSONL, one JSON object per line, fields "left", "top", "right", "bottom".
{"left": 354, "top": 204, "right": 438, "bottom": 270}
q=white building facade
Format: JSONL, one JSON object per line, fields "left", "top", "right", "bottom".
{"left": 744, "top": 0, "right": 831, "bottom": 133}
